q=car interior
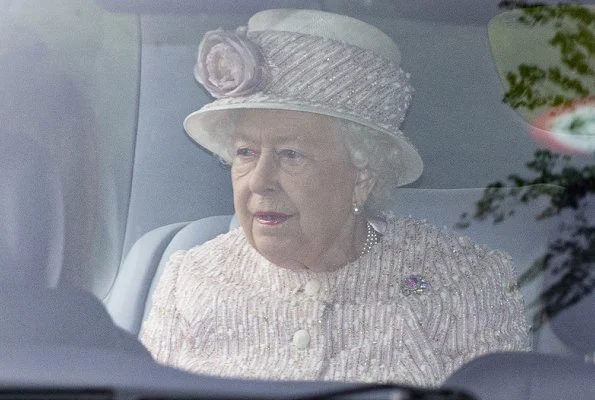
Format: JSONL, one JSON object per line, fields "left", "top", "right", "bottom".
{"left": 1, "top": 1, "right": 593, "bottom": 399}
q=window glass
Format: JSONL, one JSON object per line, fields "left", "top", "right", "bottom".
{"left": 1, "top": 0, "right": 593, "bottom": 392}
{"left": 2, "top": 0, "right": 139, "bottom": 296}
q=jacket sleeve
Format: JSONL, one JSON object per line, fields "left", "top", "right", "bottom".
{"left": 436, "top": 247, "right": 532, "bottom": 380}
{"left": 139, "top": 250, "right": 188, "bottom": 366}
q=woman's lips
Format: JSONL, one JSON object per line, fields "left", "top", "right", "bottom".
{"left": 253, "top": 212, "right": 291, "bottom": 225}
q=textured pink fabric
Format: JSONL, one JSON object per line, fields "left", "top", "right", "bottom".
{"left": 196, "top": 29, "right": 413, "bottom": 140}
{"left": 141, "top": 217, "right": 531, "bottom": 386}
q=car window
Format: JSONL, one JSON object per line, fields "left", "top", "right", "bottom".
{"left": 1, "top": 0, "right": 593, "bottom": 396}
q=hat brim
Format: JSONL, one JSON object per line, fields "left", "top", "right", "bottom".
{"left": 184, "top": 99, "right": 424, "bottom": 187}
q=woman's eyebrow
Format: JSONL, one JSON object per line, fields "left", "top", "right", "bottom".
{"left": 232, "top": 132, "right": 257, "bottom": 143}
{"left": 275, "top": 135, "right": 304, "bottom": 145}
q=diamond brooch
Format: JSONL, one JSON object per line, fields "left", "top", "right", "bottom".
{"left": 402, "top": 275, "right": 430, "bottom": 296}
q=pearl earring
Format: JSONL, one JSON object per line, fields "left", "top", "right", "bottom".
{"left": 352, "top": 203, "right": 361, "bottom": 215}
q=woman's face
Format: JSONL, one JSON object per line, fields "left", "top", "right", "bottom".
{"left": 231, "top": 109, "right": 369, "bottom": 271}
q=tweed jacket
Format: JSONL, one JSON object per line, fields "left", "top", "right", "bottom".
{"left": 140, "top": 216, "right": 530, "bottom": 386}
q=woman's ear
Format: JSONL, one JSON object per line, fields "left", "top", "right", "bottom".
{"left": 352, "top": 167, "right": 377, "bottom": 208}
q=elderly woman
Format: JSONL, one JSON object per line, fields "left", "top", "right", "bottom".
{"left": 140, "top": 9, "right": 530, "bottom": 386}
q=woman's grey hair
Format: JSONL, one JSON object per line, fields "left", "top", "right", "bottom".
{"left": 339, "top": 119, "right": 403, "bottom": 215}
{"left": 214, "top": 113, "right": 403, "bottom": 215}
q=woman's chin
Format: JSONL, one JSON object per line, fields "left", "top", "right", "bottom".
{"left": 253, "top": 240, "right": 305, "bottom": 270}
{"left": 260, "top": 253, "right": 306, "bottom": 270}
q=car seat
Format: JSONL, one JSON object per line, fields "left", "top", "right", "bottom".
{"left": 106, "top": 215, "right": 233, "bottom": 335}
{"left": 0, "top": 135, "right": 64, "bottom": 288}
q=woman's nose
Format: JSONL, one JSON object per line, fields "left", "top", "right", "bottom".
{"left": 248, "top": 151, "right": 278, "bottom": 193}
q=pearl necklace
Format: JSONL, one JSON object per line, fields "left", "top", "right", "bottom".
{"left": 360, "top": 222, "right": 380, "bottom": 257}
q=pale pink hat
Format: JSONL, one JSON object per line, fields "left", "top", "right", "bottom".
{"left": 184, "top": 9, "right": 423, "bottom": 186}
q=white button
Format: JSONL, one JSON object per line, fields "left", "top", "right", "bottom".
{"left": 292, "top": 329, "right": 310, "bottom": 349}
{"left": 304, "top": 279, "right": 321, "bottom": 296}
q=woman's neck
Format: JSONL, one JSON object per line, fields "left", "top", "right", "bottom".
{"left": 297, "top": 215, "right": 370, "bottom": 273}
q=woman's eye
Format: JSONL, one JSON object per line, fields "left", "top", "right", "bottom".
{"left": 278, "top": 149, "right": 302, "bottom": 160}
{"left": 235, "top": 148, "right": 256, "bottom": 158}
{"left": 277, "top": 149, "right": 306, "bottom": 168}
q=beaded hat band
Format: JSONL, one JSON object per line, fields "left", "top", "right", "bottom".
{"left": 184, "top": 9, "right": 424, "bottom": 186}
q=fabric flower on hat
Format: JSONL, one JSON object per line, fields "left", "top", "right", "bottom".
{"left": 194, "top": 27, "right": 268, "bottom": 99}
